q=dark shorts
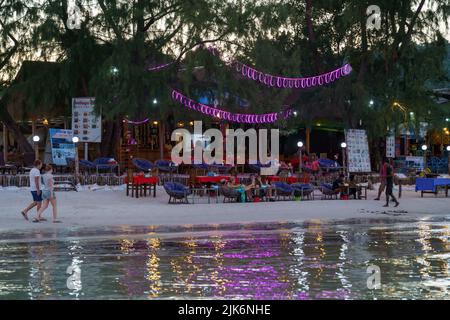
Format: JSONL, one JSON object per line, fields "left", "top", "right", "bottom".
{"left": 31, "top": 191, "right": 42, "bottom": 202}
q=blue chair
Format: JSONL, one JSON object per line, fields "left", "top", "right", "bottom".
{"left": 318, "top": 159, "right": 341, "bottom": 173}
{"left": 93, "top": 157, "right": 119, "bottom": 175}
{"left": 79, "top": 159, "right": 96, "bottom": 174}
{"left": 320, "top": 183, "right": 340, "bottom": 199}
{"left": 248, "top": 161, "right": 271, "bottom": 173}
{"left": 272, "top": 182, "right": 294, "bottom": 201}
{"left": 209, "top": 163, "right": 233, "bottom": 174}
{"left": 291, "top": 183, "right": 315, "bottom": 200}
{"left": 164, "top": 182, "right": 192, "bottom": 204}
{"left": 132, "top": 158, "right": 154, "bottom": 172}
{"left": 156, "top": 159, "right": 177, "bottom": 173}
{"left": 189, "top": 163, "right": 208, "bottom": 178}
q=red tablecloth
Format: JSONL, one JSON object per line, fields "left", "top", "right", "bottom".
{"left": 195, "top": 176, "right": 231, "bottom": 184}
{"left": 125, "top": 176, "right": 158, "bottom": 185}
{"left": 267, "top": 176, "right": 310, "bottom": 184}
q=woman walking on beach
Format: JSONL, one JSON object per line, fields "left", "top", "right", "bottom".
{"left": 34, "top": 164, "right": 62, "bottom": 223}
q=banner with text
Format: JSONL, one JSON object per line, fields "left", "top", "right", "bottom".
{"left": 49, "top": 128, "right": 76, "bottom": 166}
{"left": 345, "top": 129, "right": 372, "bottom": 173}
{"left": 72, "top": 97, "right": 101, "bottom": 143}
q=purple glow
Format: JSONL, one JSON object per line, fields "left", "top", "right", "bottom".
{"left": 147, "top": 62, "right": 173, "bottom": 72}
{"left": 207, "top": 46, "right": 352, "bottom": 89}
{"left": 171, "top": 89, "right": 293, "bottom": 124}
{"left": 124, "top": 118, "right": 150, "bottom": 125}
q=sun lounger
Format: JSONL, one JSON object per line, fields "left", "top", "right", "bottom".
{"left": 272, "top": 182, "right": 294, "bottom": 201}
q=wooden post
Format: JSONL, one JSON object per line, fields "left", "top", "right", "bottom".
{"left": 2, "top": 124, "right": 7, "bottom": 164}
{"left": 306, "top": 127, "right": 311, "bottom": 154}
{"left": 32, "top": 119, "right": 39, "bottom": 160}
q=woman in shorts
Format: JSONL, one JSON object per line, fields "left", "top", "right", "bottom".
{"left": 34, "top": 164, "right": 61, "bottom": 223}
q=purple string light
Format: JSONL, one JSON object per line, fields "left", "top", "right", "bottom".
{"left": 171, "top": 89, "right": 292, "bottom": 124}
{"left": 124, "top": 118, "right": 150, "bottom": 125}
{"left": 146, "top": 46, "right": 352, "bottom": 90}
{"left": 207, "top": 46, "right": 352, "bottom": 89}
{"left": 147, "top": 62, "right": 173, "bottom": 72}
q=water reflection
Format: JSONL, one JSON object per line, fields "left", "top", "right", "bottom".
{"left": 0, "top": 218, "right": 450, "bottom": 300}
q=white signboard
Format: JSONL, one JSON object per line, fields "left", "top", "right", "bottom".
{"left": 386, "top": 135, "right": 395, "bottom": 159}
{"left": 72, "top": 97, "right": 101, "bottom": 143}
{"left": 405, "top": 156, "right": 424, "bottom": 171}
{"left": 345, "top": 129, "right": 371, "bottom": 173}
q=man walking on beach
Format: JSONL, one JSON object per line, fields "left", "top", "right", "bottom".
{"left": 20, "top": 160, "right": 43, "bottom": 221}
{"left": 374, "top": 158, "right": 387, "bottom": 200}
{"left": 383, "top": 158, "right": 399, "bottom": 208}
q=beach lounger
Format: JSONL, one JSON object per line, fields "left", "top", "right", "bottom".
{"left": 291, "top": 183, "right": 315, "bottom": 200}
{"left": 272, "top": 182, "right": 294, "bottom": 201}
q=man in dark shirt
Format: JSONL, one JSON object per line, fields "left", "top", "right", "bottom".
{"left": 383, "top": 159, "right": 399, "bottom": 207}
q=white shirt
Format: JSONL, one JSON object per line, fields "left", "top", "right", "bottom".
{"left": 29, "top": 168, "right": 41, "bottom": 192}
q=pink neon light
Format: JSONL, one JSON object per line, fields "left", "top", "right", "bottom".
{"left": 207, "top": 46, "right": 352, "bottom": 89}
{"left": 171, "top": 89, "right": 292, "bottom": 124}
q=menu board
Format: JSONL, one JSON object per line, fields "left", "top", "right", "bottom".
{"left": 72, "top": 97, "right": 101, "bottom": 143}
{"left": 345, "top": 129, "right": 371, "bottom": 173}
{"left": 386, "top": 135, "right": 395, "bottom": 158}
{"left": 49, "top": 128, "right": 76, "bottom": 166}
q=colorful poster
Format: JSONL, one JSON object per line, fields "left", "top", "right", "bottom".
{"left": 49, "top": 128, "right": 76, "bottom": 166}
{"left": 345, "top": 129, "right": 372, "bottom": 173}
{"left": 386, "top": 135, "right": 395, "bottom": 158}
{"left": 72, "top": 97, "right": 101, "bottom": 143}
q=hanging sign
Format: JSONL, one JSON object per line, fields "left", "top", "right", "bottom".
{"left": 386, "top": 135, "right": 395, "bottom": 158}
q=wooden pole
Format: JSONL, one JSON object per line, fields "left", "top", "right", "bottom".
{"left": 32, "top": 119, "right": 39, "bottom": 160}
{"left": 2, "top": 123, "right": 7, "bottom": 164}
{"left": 306, "top": 127, "right": 311, "bottom": 154}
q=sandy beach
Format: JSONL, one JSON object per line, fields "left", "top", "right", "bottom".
{"left": 1, "top": 184, "right": 449, "bottom": 233}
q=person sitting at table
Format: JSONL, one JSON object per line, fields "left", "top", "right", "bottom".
{"left": 332, "top": 174, "right": 347, "bottom": 196}
{"left": 227, "top": 174, "right": 246, "bottom": 202}
{"left": 348, "top": 174, "right": 362, "bottom": 199}
{"left": 245, "top": 175, "right": 257, "bottom": 202}
{"left": 256, "top": 175, "right": 274, "bottom": 202}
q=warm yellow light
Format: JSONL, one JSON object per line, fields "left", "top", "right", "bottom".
{"left": 178, "top": 122, "right": 184, "bottom": 127}
{"left": 43, "top": 119, "right": 49, "bottom": 126}
{"left": 153, "top": 121, "right": 158, "bottom": 125}
{"left": 317, "top": 123, "right": 321, "bottom": 127}
{"left": 189, "top": 121, "right": 194, "bottom": 126}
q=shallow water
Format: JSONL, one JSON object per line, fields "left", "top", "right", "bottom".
{"left": 0, "top": 217, "right": 449, "bottom": 300}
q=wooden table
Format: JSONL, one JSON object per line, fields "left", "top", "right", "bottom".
{"left": 195, "top": 175, "right": 231, "bottom": 184}
{"left": 416, "top": 178, "right": 450, "bottom": 197}
{"left": 125, "top": 175, "right": 158, "bottom": 198}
